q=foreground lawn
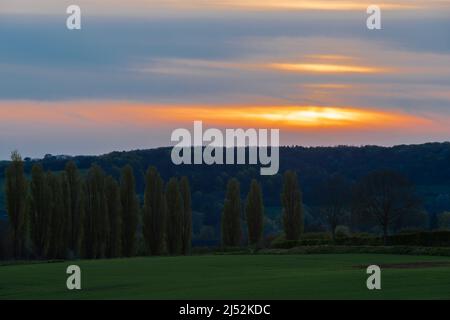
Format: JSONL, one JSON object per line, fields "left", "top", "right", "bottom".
{"left": 1, "top": 254, "right": 450, "bottom": 299}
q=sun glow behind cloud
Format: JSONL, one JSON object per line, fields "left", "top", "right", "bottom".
{"left": 0, "top": 101, "right": 447, "bottom": 158}
{"left": 214, "top": 0, "right": 421, "bottom": 11}
{"left": 164, "top": 105, "right": 429, "bottom": 129}
{"left": 0, "top": 101, "right": 430, "bottom": 130}
{"left": 269, "top": 54, "right": 389, "bottom": 74}
{"left": 270, "top": 63, "right": 386, "bottom": 74}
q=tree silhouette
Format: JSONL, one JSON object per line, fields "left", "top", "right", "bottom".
{"left": 120, "top": 165, "right": 138, "bottom": 257}
{"left": 166, "top": 177, "right": 183, "bottom": 255}
{"left": 180, "top": 176, "right": 192, "bottom": 255}
{"left": 222, "top": 178, "right": 242, "bottom": 247}
{"left": 245, "top": 179, "right": 264, "bottom": 247}
{"left": 5, "top": 151, "right": 28, "bottom": 258}
{"left": 84, "top": 164, "right": 108, "bottom": 259}
{"left": 281, "top": 171, "right": 303, "bottom": 241}
{"left": 353, "top": 170, "right": 421, "bottom": 244}
{"left": 105, "top": 175, "right": 122, "bottom": 258}
{"left": 316, "top": 175, "right": 351, "bottom": 239}
{"left": 143, "top": 167, "right": 166, "bottom": 255}
{"left": 65, "top": 161, "right": 84, "bottom": 257}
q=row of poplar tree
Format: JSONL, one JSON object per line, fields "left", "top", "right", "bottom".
{"left": 5, "top": 151, "right": 192, "bottom": 259}
{"left": 5, "top": 151, "right": 305, "bottom": 259}
{"left": 221, "top": 170, "right": 304, "bottom": 247}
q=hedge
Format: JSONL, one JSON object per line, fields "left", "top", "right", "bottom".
{"left": 387, "top": 231, "right": 450, "bottom": 247}
{"left": 260, "top": 245, "right": 450, "bottom": 257}
{"left": 270, "top": 231, "right": 450, "bottom": 248}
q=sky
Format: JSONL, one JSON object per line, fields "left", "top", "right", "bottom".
{"left": 1, "top": 0, "right": 450, "bottom": 159}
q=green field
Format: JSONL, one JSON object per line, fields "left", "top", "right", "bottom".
{"left": 1, "top": 254, "right": 450, "bottom": 300}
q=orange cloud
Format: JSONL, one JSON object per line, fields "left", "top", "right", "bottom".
{"left": 164, "top": 105, "right": 430, "bottom": 130}
{"left": 270, "top": 63, "right": 387, "bottom": 74}
{"left": 0, "top": 101, "right": 429, "bottom": 131}
{"left": 303, "top": 83, "right": 353, "bottom": 89}
{"left": 225, "top": 0, "right": 421, "bottom": 11}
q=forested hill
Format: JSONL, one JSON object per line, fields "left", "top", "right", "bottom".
{"left": 2, "top": 142, "right": 450, "bottom": 233}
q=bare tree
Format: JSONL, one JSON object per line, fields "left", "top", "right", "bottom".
{"left": 353, "top": 170, "right": 420, "bottom": 244}
{"left": 317, "top": 175, "right": 351, "bottom": 239}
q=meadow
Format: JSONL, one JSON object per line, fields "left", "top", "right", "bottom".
{"left": 1, "top": 254, "right": 450, "bottom": 300}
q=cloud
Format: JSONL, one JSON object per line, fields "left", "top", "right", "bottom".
{"left": 1, "top": 3, "right": 450, "bottom": 157}
{"left": 269, "top": 63, "right": 387, "bottom": 74}
{"left": 1, "top": 100, "right": 449, "bottom": 159}
{"left": 3, "top": 0, "right": 450, "bottom": 15}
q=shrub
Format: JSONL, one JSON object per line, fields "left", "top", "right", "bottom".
{"left": 335, "top": 226, "right": 351, "bottom": 239}
{"left": 438, "top": 212, "right": 450, "bottom": 230}
{"left": 190, "top": 247, "right": 217, "bottom": 255}
{"left": 334, "top": 235, "right": 382, "bottom": 246}
{"left": 268, "top": 230, "right": 450, "bottom": 248}
{"left": 301, "top": 232, "right": 332, "bottom": 240}
{"left": 271, "top": 237, "right": 332, "bottom": 248}
{"left": 263, "top": 234, "right": 278, "bottom": 248}
{"left": 0, "top": 220, "right": 11, "bottom": 260}
{"left": 271, "top": 239, "right": 301, "bottom": 249}
{"left": 300, "top": 239, "right": 330, "bottom": 246}
{"left": 217, "top": 246, "right": 250, "bottom": 254}
{"left": 398, "top": 228, "right": 425, "bottom": 234}
{"left": 387, "top": 231, "right": 450, "bottom": 247}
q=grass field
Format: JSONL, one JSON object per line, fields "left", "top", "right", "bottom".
{"left": 1, "top": 254, "right": 450, "bottom": 300}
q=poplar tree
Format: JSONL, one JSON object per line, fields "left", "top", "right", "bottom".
{"left": 120, "top": 165, "right": 138, "bottom": 257}
{"left": 221, "top": 178, "right": 242, "bottom": 247}
{"left": 165, "top": 178, "right": 183, "bottom": 255}
{"left": 245, "top": 179, "right": 264, "bottom": 247}
{"left": 105, "top": 176, "right": 122, "bottom": 258}
{"left": 83, "top": 164, "right": 108, "bottom": 259}
{"left": 5, "top": 151, "right": 28, "bottom": 258}
{"left": 65, "top": 161, "right": 84, "bottom": 257}
{"left": 47, "top": 172, "right": 69, "bottom": 259}
{"left": 281, "top": 171, "right": 304, "bottom": 241}
{"left": 180, "top": 176, "right": 192, "bottom": 255}
{"left": 28, "top": 164, "right": 51, "bottom": 258}
{"left": 60, "top": 172, "right": 72, "bottom": 255}
{"left": 143, "top": 167, "right": 166, "bottom": 255}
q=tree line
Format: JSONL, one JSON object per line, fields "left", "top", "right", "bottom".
{"left": 220, "top": 169, "right": 421, "bottom": 247}
{"left": 4, "top": 150, "right": 421, "bottom": 259}
{"left": 221, "top": 170, "right": 304, "bottom": 247}
{"left": 4, "top": 150, "right": 305, "bottom": 258}
{"left": 5, "top": 151, "right": 192, "bottom": 259}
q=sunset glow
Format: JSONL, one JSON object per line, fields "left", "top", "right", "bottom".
{"left": 270, "top": 63, "right": 386, "bottom": 74}
{"left": 4, "top": 0, "right": 435, "bottom": 15}
{"left": 164, "top": 106, "right": 428, "bottom": 129}
{"left": 221, "top": 0, "right": 421, "bottom": 11}
{"left": 0, "top": 102, "right": 430, "bottom": 130}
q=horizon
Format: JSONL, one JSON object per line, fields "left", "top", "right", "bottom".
{"left": 3, "top": 140, "right": 450, "bottom": 162}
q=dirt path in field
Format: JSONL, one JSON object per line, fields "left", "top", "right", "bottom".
{"left": 355, "top": 261, "right": 450, "bottom": 269}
